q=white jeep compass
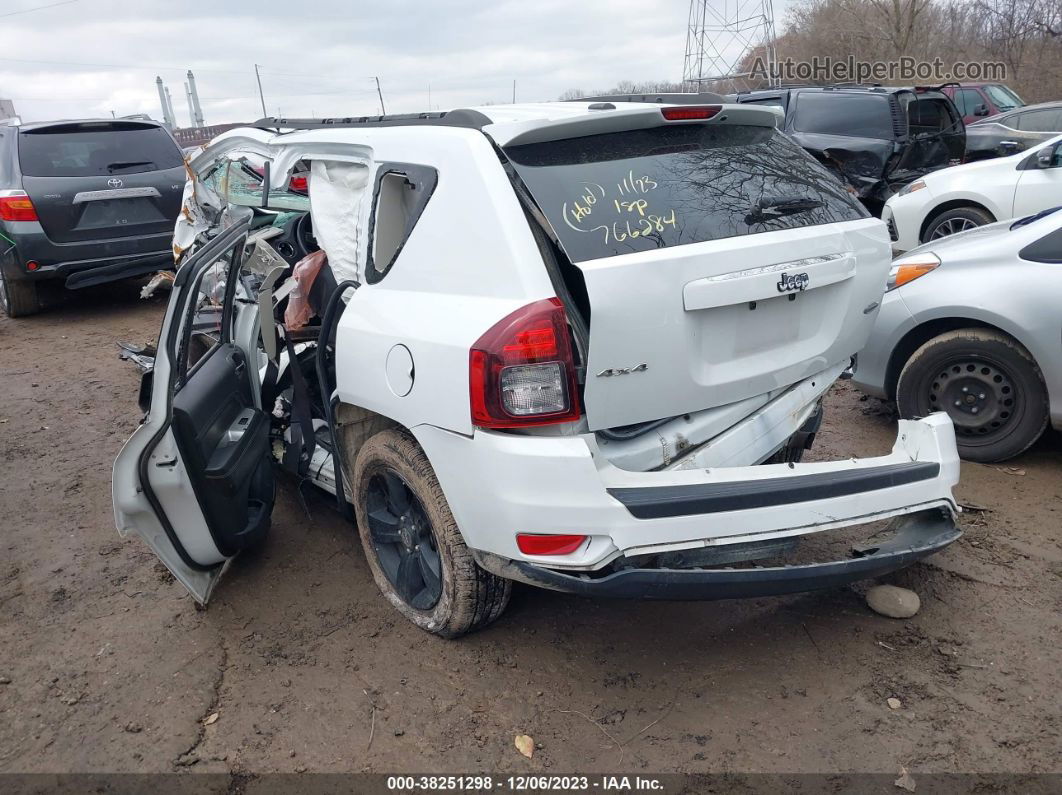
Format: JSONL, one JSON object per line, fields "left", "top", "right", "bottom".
{"left": 112, "top": 96, "right": 962, "bottom": 637}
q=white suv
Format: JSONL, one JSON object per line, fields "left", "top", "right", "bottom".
{"left": 112, "top": 97, "right": 962, "bottom": 637}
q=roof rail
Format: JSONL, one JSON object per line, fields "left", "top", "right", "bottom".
{"left": 564, "top": 92, "right": 725, "bottom": 105}
{"left": 252, "top": 109, "right": 491, "bottom": 132}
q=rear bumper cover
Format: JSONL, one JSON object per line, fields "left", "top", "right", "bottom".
{"left": 474, "top": 509, "right": 959, "bottom": 600}
{"left": 415, "top": 408, "right": 961, "bottom": 595}
{"left": 0, "top": 222, "right": 173, "bottom": 287}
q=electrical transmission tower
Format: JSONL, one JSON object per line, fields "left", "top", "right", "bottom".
{"left": 683, "top": 0, "right": 779, "bottom": 92}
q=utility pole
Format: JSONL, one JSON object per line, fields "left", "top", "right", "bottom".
{"left": 254, "top": 64, "right": 268, "bottom": 118}
{"left": 375, "top": 76, "right": 386, "bottom": 115}
{"left": 512, "top": 79, "right": 516, "bottom": 103}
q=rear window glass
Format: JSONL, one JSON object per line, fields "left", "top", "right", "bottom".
{"left": 791, "top": 93, "right": 894, "bottom": 139}
{"left": 18, "top": 123, "right": 183, "bottom": 177}
{"left": 505, "top": 123, "right": 867, "bottom": 263}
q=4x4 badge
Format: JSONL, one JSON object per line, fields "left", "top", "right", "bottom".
{"left": 597, "top": 363, "right": 648, "bottom": 378}
{"left": 777, "top": 272, "right": 809, "bottom": 292}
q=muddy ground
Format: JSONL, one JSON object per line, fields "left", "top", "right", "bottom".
{"left": 0, "top": 282, "right": 1059, "bottom": 785}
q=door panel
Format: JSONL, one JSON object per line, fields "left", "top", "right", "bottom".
{"left": 112, "top": 219, "right": 273, "bottom": 603}
{"left": 1013, "top": 160, "right": 1062, "bottom": 218}
{"left": 171, "top": 342, "right": 272, "bottom": 557}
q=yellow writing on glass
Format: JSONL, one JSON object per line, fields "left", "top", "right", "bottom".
{"left": 561, "top": 173, "right": 670, "bottom": 244}
{"left": 562, "top": 182, "right": 605, "bottom": 228}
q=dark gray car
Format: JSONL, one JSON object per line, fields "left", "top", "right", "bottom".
{"left": 965, "top": 101, "right": 1062, "bottom": 162}
{"left": 0, "top": 118, "right": 185, "bottom": 316}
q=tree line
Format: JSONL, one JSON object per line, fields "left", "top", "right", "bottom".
{"left": 561, "top": 0, "right": 1061, "bottom": 103}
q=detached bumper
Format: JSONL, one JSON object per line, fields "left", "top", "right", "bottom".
{"left": 474, "top": 509, "right": 959, "bottom": 600}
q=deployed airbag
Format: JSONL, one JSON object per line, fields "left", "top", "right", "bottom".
{"left": 308, "top": 160, "right": 370, "bottom": 287}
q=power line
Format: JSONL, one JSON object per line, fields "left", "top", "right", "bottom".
{"left": 9, "top": 89, "right": 379, "bottom": 102}
{"left": 0, "top": 55, "right": 335, "bottom": 76}
{"left": 0, "top": 0, "right": 81, "bottom": 19}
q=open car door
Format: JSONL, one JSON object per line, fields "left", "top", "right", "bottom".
{"left": 112, "top": 219, "right": 275, "bottom": 603}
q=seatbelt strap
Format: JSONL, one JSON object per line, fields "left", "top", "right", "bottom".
{"left": 282, "top": 332, "right": 317, "bottom": 476}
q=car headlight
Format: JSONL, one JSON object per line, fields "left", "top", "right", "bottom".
{"left": 897, "top": 179, "right": 927, "bottom": 197}
{"left": 887, "top": 253, "right": 940, "bottom": 291}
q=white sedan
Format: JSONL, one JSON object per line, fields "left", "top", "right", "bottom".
{"left": 883, "top": 133, "right": 1062, "bottom": 252}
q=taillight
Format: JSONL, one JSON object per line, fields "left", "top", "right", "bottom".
{"left": 0, "top": 192, "right": 38, "bottom": 222}
{"left": 516, "top": 533, "right": 588, "bottom": 556}
{"left": 470, "top": 297, "right": 581, "bottom": 428}
{"left": 661, "top": 105, "right": 721, "bottom": 121}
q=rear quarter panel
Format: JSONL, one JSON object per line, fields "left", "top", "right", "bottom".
{"left": 332, "top": 128, "right": 557, "bottom": 436}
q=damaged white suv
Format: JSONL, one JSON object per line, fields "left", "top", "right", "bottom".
{"left": 112, "top": 96, "right": 962, "bottom": 637}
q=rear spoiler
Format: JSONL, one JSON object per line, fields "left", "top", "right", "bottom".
{"left": 487, "top": 103, "right": 783, "bottom": 148}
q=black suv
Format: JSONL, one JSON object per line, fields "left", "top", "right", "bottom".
{"left": 729, "top": 86, "right": 965, "bottom": 213}
{"left": 0, "top": 118, "right": 185, "bottom": 316}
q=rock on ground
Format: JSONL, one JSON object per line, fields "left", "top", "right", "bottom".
{"left": 866, "top": 585, "right": 921, "bottom": 619}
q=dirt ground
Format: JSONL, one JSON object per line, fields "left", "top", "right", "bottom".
{"left": 0, "top": 282, "right": 1059, "bottom": 784}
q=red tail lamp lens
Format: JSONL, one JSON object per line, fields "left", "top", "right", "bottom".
{"left": 469, "top": 297, "right": 581, "bottom": 428}
{"left": 0, "top": 194, "right": 38, "bottom": 222}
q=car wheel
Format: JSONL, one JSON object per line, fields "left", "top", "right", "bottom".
{"left": 0, "top": 267, "right": 42, "bottom": 317}
{"left": 896, "top": 329, "right": 1048, "bottom": 462}
{"left": 922, "top": 206, "right": 994, "bottom": 243}
{"left": 351, "top": 428, "right": 511, "bottom": 638}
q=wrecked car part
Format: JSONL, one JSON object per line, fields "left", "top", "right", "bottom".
{"left": 316, "top": 280, "right": 361, "bottom": 516}
{"left": 140, "top": 269, "right": 175, "bottom": 299}
{"left": 471, "top": 509, "right": 959, "bottom": 600}
{"left": 116, "top": 340, "right": 155, "bottom": 373}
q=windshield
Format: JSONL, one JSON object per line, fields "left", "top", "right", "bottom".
{"left": 210, "top": 154, "right": 310, "bottom": 212}
{"left": 505, "top": 123, "right": 868, "bottom": 263}
{"left": 18, "top": 123, "right": 183, "bottom": 177}
{"left": 985, "top": 85, "right": 1024, "bottom": 111}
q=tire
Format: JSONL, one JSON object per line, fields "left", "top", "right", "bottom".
{"left": 921, "top": 206, "right": 994, "bottom": 243}
{"left": 896, "top": 329, "right": 1048, "bottom": 462}
{"left": 351, "top": 429, "right": 511, "bottom": 638}
{"left": 0, "top": 267, "right": 42, "bottom": 317}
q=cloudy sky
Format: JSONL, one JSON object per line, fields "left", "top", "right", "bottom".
{"left": 0, "top": 0, "right": 792, "bottom": 125}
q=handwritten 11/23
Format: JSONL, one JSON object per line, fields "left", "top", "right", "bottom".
{"left": 561, "top": 172, "right": 677, "bottom": 244}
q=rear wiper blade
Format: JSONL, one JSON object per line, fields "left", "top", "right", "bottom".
{"left": 106, "top": 160, "right": 154, "bottom": 172}
{"left": 746, "top": 196, "right": 826, "bottom": 224}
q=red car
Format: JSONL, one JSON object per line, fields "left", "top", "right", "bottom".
{"left": 942, "top": 83, "right": 1025, "bottom": 125}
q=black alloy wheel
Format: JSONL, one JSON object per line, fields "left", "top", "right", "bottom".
{"left": 365, "top": 470, "right": 443, "bottom": 610}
